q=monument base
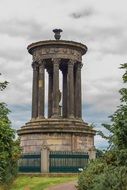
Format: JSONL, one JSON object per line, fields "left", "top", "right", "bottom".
{"left": 17, "top": 118, "right": 96, "bottom": 157}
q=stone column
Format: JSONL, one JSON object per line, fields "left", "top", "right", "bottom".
{"left": 67, "top": 60, "right": 75, "bottom": 118}
{"left": 62, "top": 67, "right": 68, "bottom": 118}
{"left": 31, "top": 62, "right": 39, "bottom": 119}
{"left": 38, "top": 60, "right": 45, "bottom": 118}
{"left": 52, "top": 59, "right": 60, "bottom": 118}
{"left": 47, "top": 68, "right": 53, "bottom": 118}
{"left": 75, "top": 63, "right": 82, "bottom": 119}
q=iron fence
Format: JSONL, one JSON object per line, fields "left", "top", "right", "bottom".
{"left": 49, "top": 151, "right": 89, "bottom": 173}
{"left": 18, "top": 153, "right": 41, "bottom": 173}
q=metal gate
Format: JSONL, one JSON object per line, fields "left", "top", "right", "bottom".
{"left": 49, "top": 151, "right": 89, "bottom": 173}
{"left": 18, "top": 153, "right": 41, "bottom": 173}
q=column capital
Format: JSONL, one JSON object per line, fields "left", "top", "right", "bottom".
{"left": 68, "top": 59, "right": 76, "bottom": 67}
{"left": 38, "top": 59, "right": 46, "bottom": 67}
{"left": 52, "top": 58, "right": 61, "bottom": 65}
{"left": 32, "top": 62, "right": 39, "bottom": 70}
{"left": 76, "top": 62, "right": 83, "bottom": 70}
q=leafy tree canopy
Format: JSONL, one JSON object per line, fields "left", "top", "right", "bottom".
{"left": 0, "top": 75, "right": 21, "bottom": 189}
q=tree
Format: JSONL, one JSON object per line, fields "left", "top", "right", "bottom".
{"left": 0, "top": 76, "right": 21, "bottom": 189}
{"left": 0, "top": 73, "right": 8, "bottom": 91}
{"left": 101, "top": 63, "right": 127, "bottom": 150}
{"left": 78, "top": 63, "right": 127, "bottom": 190}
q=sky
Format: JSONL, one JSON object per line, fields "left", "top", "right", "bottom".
{"left": 0, "top": 0, "right": 127, "bottom": 149}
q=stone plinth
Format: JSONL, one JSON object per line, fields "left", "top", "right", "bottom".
{"left": 18, "top": 118, "right": 95, "bottom": 154}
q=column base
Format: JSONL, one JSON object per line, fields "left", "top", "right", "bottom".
{"left": 51, "top": 114, "right": 61, "bottom": 119}
{"left": 30, "top": 117, "right": 37, "bottom": 122}
{"left": 75, "top": 117, "right": 83, "bottom": 121}
{"left": 37, "top": 116, "right": 45, "bottom": 119}
{"left": 68, "top": 115, "right": 74, "bottom": 119}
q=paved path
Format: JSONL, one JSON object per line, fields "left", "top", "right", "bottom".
{"left": 46, "top": 181, "right": 77, "bottom": 190}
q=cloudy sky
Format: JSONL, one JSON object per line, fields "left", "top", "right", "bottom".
{"left": 0, "top": 0, "right": 126, "bottom": 149}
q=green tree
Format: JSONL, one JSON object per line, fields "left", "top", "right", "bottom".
{"left": 0, "top": 76, "right": 21, "bottom": 189}
{"left": 0, "top": 73, "right": 8, "bottom": 91}
{"left": 101, "top": 63, "right": 127, "bottom": 150}
{"left": 78, "top": 63, "right": 127, "bottom": 190}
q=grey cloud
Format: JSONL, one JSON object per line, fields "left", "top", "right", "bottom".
{"left": 0, "top": 19, "right": 49, "bottom": 41}
{"left": 83, "top": 77, "right": 122, "bottom": 112}
{"left": 0, "top": 48, "right": 26, "bottom": 61}
{"left": 0, "top": 57, "right": 33, "bottom": 105}
{"left": 82, "top": 24, "right": 127, "bottom": 55}
{"left": 83, "top": 24, "right": 122, "bottom": 43}
{"left": 63, "top": 24, "right": 126, "bottom": 57}
{"left": 67, "top": 12, "right": 126, "bottom": 56}
{"left": 100, "top": 37, "right": 127, "bottom": 55}
{"left": 0, "top": 59, "right": 49, "bottom": 106}
{"left": 70, "top": 7, "right": 95, "bottom": 19}
{"left": 0, "top": 19, "right": 47, "bottom": 61}
{"left": 9, "top": 104, "right": 31, "bottom": 129}
{"left": 92, "top": 26, "right": 127, "bottom": 55}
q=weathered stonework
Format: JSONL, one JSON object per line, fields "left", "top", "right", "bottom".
{"left": 33, "top": 47, "right": 82, "bottom": 62}
{"left": 17, "top": 31, "right": 96, "bottom": 159}
{"left": 20, "top": 133, "right": 93, "bottom": 153}
{"left": 18, "top": 118, "right": 95, "bottom": 154}
{"left": 27, "top": 40, "right": 87, "bottom": 63}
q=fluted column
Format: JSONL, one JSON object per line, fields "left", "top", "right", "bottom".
{"left": 75, "top": 63, "right": 82, "bottom": 119}
{"left": 47, "top": 68, "right": 53, "bottom": 118}
{"left": 31, "top": 62, "right": 39, "bottom": 119}
{"left": 52, "top": 59, "right": 60, "bottom": 118}
{"left": 62, "top": 67, "right": 68, "bottom": 118}
{"left": 38, "top": 60, "right": 45, "bottom": 118}
{"left": 67, "top": 60, "right": 75, "bottom": 118}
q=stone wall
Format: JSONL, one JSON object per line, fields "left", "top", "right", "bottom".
{"left": 20, "top": 132, "right": 94, "bottom": 154}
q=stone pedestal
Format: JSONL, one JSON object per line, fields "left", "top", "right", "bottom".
{"left": 18, "top": 118, "right": 95, "bottom": 155}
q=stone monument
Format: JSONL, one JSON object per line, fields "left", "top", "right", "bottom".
{"left": 18, "top": 29, "right": 96, "bottom": 159}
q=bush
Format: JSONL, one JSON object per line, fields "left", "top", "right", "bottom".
{"left": 92, "top": 166, "right": 127, "bottom": 190}
{"left": 78, "top": 158, "right": 107, "bottom": 190}
{"left": 78, "top": 156, "right": 127, "bottom": 190}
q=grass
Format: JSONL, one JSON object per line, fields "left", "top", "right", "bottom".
{"left": 8, "top": 175, "right": 77, "bottom": 190}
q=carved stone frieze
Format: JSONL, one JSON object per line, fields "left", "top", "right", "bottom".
{"left": 33, "top": 47, "right": 82, "bottom": 62}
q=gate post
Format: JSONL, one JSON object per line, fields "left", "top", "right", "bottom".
{"left": 88, "top": 147, "right": 96, "bottom": 160}
{"left": 41, "top": 145, "right": 50, "bottom": 173}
